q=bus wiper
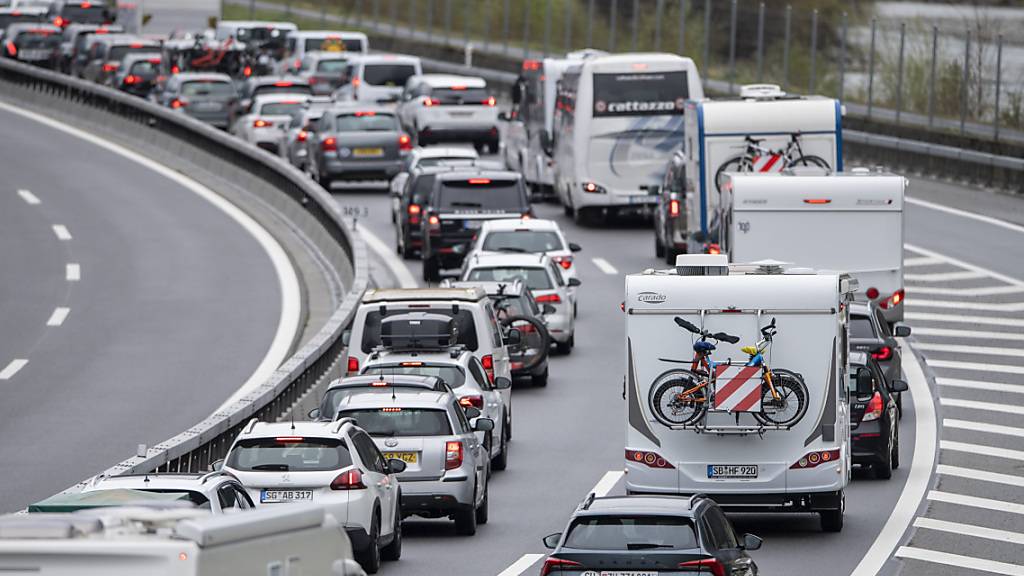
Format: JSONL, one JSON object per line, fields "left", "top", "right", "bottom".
{"left": 626, "top": 543, "right": 674, "bottom": 550}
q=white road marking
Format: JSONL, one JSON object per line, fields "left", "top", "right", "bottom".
{"left": 590, "top": 470, "right": 625, "bottom": 497}
{"left": 941, "top": 398, "right": 1024, "bottom": 416}
{"left": 904, "top": 256, "right": 944, "bottom": 267}
{"left": 904, "top": 270, "right": 986, "bottom": 282}
{"left": 46, "top": 307, "right": 70, "bottom": 327}
{"left": 0, "top": 359, "right": 28, "bottom": 380}
{"left": 907, "top": 312, "right": 1024, "bottom": 329}
{"left": 914, "top": 517, "right": 1024, "bottom": 546}
{"left": 938, "top": 378, "right": 1024, "bottom": 395}
{"left": 895, "top": 546, "right": 1024, "bottom": 576}
{"left": 0, "top": 100, "right": 303, "bottom": 416}
{"left": 849, "top": 349, "right": 936, "bottom": 576}
{"left": 904, "top": 243, "right": 1024, "bottom": 287}
{"left": 929, "top": 490, "right": 1024, "bottom": 515}
{"left": 915, "top": 342, "right": 1024, "bottom": 358}
{"left": 591, "top": 257, "right": 618, "bottom": 275}
{"left": 906, "top": 298, "right": 1024, "bottom": 312}
{"left": 495, "top": 554, "right": 545, "bottom": 576}
{"left": 17, "top": 189, "right": 39, "bottom": 204}
{"left": 938, "top": 464, "right": 1024, "bottom": 488}
{"left": 944, "top": 419, "right": 1024, "bottom": 439}
{"left": 358, "top": 224, "right": 417, "bottom": 288}
{"left": 914, "top": 327, "right": 1024, "bottom": 342}
{"left": 52, "top": 224, "right": 71, "bottom": 240}
{"left": 909, "top": 284, "right": 1024, "bottom": 296}
{"left": 927, "top": 359, "right": 1024, "bottom": 376}
{"left": 907, "top": 195, "right": 1024, "bottom": 236}
{"left": 941, "top": 440, "right": 1024, "bottom": 462}
{"left": 65, "top": 263, "right": 80, "bottom": 281}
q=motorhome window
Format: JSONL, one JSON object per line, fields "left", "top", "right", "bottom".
{"left": 363, "top": 63, "right": 417, "bottom": 86}
{"left": 362, "top": 364, "right": 466, "bottom": 389}
{"left": 467, "top": 267, "right": 552, "bottom": 290}
{"left": 226, "top": 438, "right": 353, "bottom": 472}
{"left": 563, "top": 516, "right": 698, "bottom": 550}
{"left": 592, "top": 71, "right": 688, "bottom": 117}
{"left": 337, "top": 408, "right": 453, "bottom": 437}
{"left": 482, "top": 231, "right": 563, "bottom": 252}
{"left": 361, "top": 308, "right": 479, "bottom": 353}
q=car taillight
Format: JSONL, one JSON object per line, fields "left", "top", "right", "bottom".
{"left": 423, "top": 97, "right": 440, "bottom": 107}
{"left": 399, "top": 133, "right": 412, "bottom": 151}
{"left": 308, "top": 76, "right": 318, "bottom": 85}
{"left": 170, "top": 64, "right": 180, "bottom": 74}
{"left": 253, "top": 119, "right": 272, "bottom": 128}
{"left": 626, "top": 449, "right": 675, "bottom": 469}
{"left": 678, "top": 558, "right": 726, "bottom": 576}
{"left": 444, "top": 441, "right": 463, "bottom": 470}
{"left": 535, "top": 293, "right": 561, "bottom": 304}
{"left": 459, "top": 395, "right": 484, "bottom": 409}
{"left": 483, "top": 96, "right": 496, "bottom": 106}
{"left": 669, "top": 198, "right": 681, "bottom": 218}
{"left": 481, "top": 354, "right": 494, "bottom": 383}
{"left": 790, "top": 449, "right": 841, "bottom": 469}
{"left": 170, "top": 98, "right": 186, "bottom": 109}
{"left": 865, "top": 287, "right": 880, "bottom": 300}
{"left": 242, "top": 65, "right": 252, "bottom": 77}
{"left": 540, "top": 557, "right": 583, "bottom": 576}
{"left": 346, "top": 356, "right": 359, "bottom": 374}
{"left": 102, "top": 62, "right": 118, "bottom": 72}
{"left": 123, "top": 74, "right": 140, "bottom": 85}
{"left": 5, "top": 42, "right": 15, "bottom": 56}
{"left": 705, "top": 243, "right": 722, "bottom": 255}
{"left": 408, "top": 203, "right": 422, "bottom": 215}
{"left": 322, "top": 137, "right": 337, "bottom": 152}
{"left": 553, "top": 255, "right": 573, "bottom": 269}
{"left": 296, "top": 130, "right": 308, "bottom": 142}
{"left": 293, "top": 58, "right": 301, "bottom": 69}
{"left": 871, "top": 346, "right": 892, "bottom": 361}
{"left": 879, "top": 289, "right": 905, "bottom": 310}
{"left": 330, "top": 468, "right": 366, "bottom": 490}
{"left": 53, "top": 16, "right": 65, "bottom": 27}
{"left": 427, "top": 213, "right": 441, "bottom": 233}
{"left": 862, "top": 391, "right": 884, "bottom": 422}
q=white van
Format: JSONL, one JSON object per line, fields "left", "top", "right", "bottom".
{"left": 624, "top": 255, "right": 854, "bottom": 532}
{"left": 680, "top": 85, "right": 843, "bottom": 254}
{"left": 0, "top": 504, "right": 365, "bottom": 575}
{"left": 551, "top": 52, "right": 704, "bottom": 224}
{"left": 720, "top": 170, "right": 906, "bottom": 323}
{"left": 281, "top": 30, "right": 369, "bottom": 73}
{"left": 214, "top": 20, "right": 297, "bottom": 45}
{"left": 333, "top": 54, "right": 423, "bottom": 105}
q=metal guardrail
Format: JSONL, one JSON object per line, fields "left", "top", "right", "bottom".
{"left": 0, "top": 58, "right": 369, "bottom": 487}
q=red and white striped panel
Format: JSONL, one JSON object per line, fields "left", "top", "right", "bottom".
{"left": 712, "top": 365, "right": 762, "bottom": 413}
{"left": 751, "top": 154, "right": 786, "bottom": 173}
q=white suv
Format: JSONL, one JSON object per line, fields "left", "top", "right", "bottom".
{"left": 78, "top": 472, "right": 254, "bottom": 514}
{"left": 396, "top": 74, "right": 500, "bottom": 152}
{"left": 219, "top": 419, "right": 404, "bottom": 574}
{"left": 333, "top": 54, "right": 422, "bottom": 104}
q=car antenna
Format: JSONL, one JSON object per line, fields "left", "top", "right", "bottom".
{"left": 290, "top": 410, "right": 295, "bottom": 431}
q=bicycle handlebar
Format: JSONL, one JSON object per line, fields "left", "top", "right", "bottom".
{"left": 673, "top": 317, "right": 741, "bottom": 344}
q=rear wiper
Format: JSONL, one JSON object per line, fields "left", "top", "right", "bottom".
{"left": 448, "top": 202, "right": 482, "bottom": 208}
{"left": 251, "top": 463, "right": 289, "bottom": 471}
{"left": 495, "top": 247, "right": 527, "bottom": 252}
{"left": 626, "top": 543, "right": 675, "bottom": 550}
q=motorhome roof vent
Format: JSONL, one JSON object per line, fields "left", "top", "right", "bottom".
{"left": 784, "top": 267, "right": 816, "bottom": 275}
{"left": 674, "top": 254, "right": 729, "bottom": 276}
{"left": 749, "top": 259, "right": 791, "bottom": 275}
{"left": 740, "top": 83, "right": 786, "bottom": 99}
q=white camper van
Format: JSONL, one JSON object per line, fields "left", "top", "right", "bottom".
{"left": 624, "top": 255, "right": 854, "bottom": 532}
{"left": 679, "top": 85, "right": 843, "bottom": 253}
{"left": 720, "top": 170, "right": 906, "bottom": 323}
{"left": 551, "top": 53, "right": 704, "bottom": 224}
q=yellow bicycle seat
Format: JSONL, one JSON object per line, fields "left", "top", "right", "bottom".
{"left": 741, "top": 346, "right": 758, "bottom": 355}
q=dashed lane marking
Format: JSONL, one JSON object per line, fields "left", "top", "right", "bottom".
{"left": 944, "top": 419, "right": 1024, "bottom": 439}
{"left": 904, "top": 256, "right": 944, "bottom": 267}
{"left": 909, "top": 284, "right": 1024, "bottom": 296}
{"left": 927, "top": 359, "right": 1024, "bottom": 376}
{"left": 17, "top": 189, "right": 39, "bottom": 205}
{"left": 928, "top": 490, "right": 1024, "bottom": 515}
{"left": 904, "top": 270, "right": 987, "bottom": 282}
{"left": 590, "top": 470, "right": 625, "bottom": 497}
{"left": 907, "top": 196, "right": 1024, "bottom": 236}
{"left": 495, "top": 554, "right": 546, "bottom": 576}
{"left": 895, "top": 546, "right": 1024, "bottom": 576}
{"left": 941, "top": 440, "right": 1024, "bottom": 462}
{"left": 46, "top": 307, "right": 69, "bottom": 327}
{"left": 914, "top": 517, "right": 1024, "bottom": 546}
{"left": 65, "top": 263, "right": 80, "bottom": 281}
{"left": 914, "top": 327, "right": 1024, "bottom": 342}
{"left": 907, "top": 312, "right": 1024, "bottom": 329}
{"left": 915, "top": 342, "right": 1024, "bottom": 358}
{"left": 941, "top": 398, "right": 1024, "bottom": 416}
{"left": 52, "top": 224, "right": 71, "bottom": 240}
{"left": 591, "top": 257, "right": 618, "bottom": 275}
{"left": 0, "top": 359, "right": 28, "bottom": 380}
{"left": 938, "top": 464, "right": 1024, "bottom": 488}
{"left": 938, "top": 378, "right": 1024, "bottom": 395}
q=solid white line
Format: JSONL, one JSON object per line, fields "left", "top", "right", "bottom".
{"left": 46, "top": 307, "right": 70, "bottom": 327}
{"left": 914, "top": 327, "right": 1024, "bottom": 342}
{"left": 895, "top": 546, "right": 1024, "bottom": 576}
{"left": 590, "top": 470, "right": 625, "bottom": 497}
{"left": 0, "top": 359, "right": 28, "bottom": 380}
{"left": 909, "top": 284, "right": 1024, "bottom": 296}
{"left": 65, "top": 263, "right": 80, "bottom": 281}
{"left": 941, "top": 398, "right": 1024, "bottom": 416}
{"left": 929, "top": 490, "right": 1024, "bottom": 515}
{"left": 52, "top": 224, "right": 71, "bottom": 240}
{"left": 0, "top": 100, "right": 303, "bottom": 416}
{"left": 938, "top": 378, "right": 1024, "bottom": 395}
{"left": 591, "top": 257, "right": 618, "bottom": 275}
{"left": 904, "top": 243, "right": 1024, "bottom": 287}
{"left": 938, "top": 464, "right": 1024, "bottom": 488}
{"left": 915, "top": 342, "right": 1024, "bottom": 358}
{"left": 941, "top": 440, "right": 1024, "bottom": 462}
{"left": 907, "top": 195, "right": 1024, "bottom": 236}
{"left": 927, "top": 359, "right": 1024, "bottom": 375}
{"left": 495, "top": 554, "right": 546, "bottom": 576}
{"left": 904, "top": 270, "right": 986, "bottom": 282}
{"left": 849, "top": 349, "right": 936, "bottom": 576}
{"left": 17, "top": 189, "right": 39, "bottom": 204}
{"left": 907, "top": 312, "right": 1024, "bottom": 329}
{"left": 358, "top": 224, "right": 418, "bottom": 289}
{"left": 944, "top": 419, "right": 1024, "bottom": 439}
{"left": 904, "top": 256, "right": 944, "bottom": 267}
{"left": 914, "top": 517, "right": 1024, "bottom": 546}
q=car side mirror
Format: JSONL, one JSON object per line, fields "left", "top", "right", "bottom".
{"left": 505, "top": 327, "right": 522, "bottom": 346}
{"left": 387, "top": 458, "right": 407, "bottom": 474}
{"left": 568, "top": 242, "right": 582, "bottom": 252}
{"left": 856, "top": 367, "right": 874, "bottom": 396}
{"left": 568, "top": 278, "right": 582, "bottom": 287}
{"left": 494, "top": 376, "right": 512, "bottom": 390}
{"left": 891, "top": 378, "right": 909, "bottom": 393}
{"left": 341, "top": 329, "right": 351, "bottom": 346}
{"left": 473, "top": 417, "right": 494, "bottom": 432}
{"left": 742, "top": 533, "right": 763, "bottom": 551}
{"left": 542, "top": 533, "right": 562, "bottom": 549}
{"left": 542, "top": 304, "right": 557, "bottom": 315}
{"left": 894, "top": 323, "right": 912, "bottom": 338}
{"left": 307, "top": 407, "right": 321, "bottom": 420}
{"left": 463, "top": 406, "right": 482, "bottom": 419}
{"left": 210, "top": 459, "right": 224, "bottom": 472}
{"left": 498, "top": 111, "right": 510, "bottom": 122}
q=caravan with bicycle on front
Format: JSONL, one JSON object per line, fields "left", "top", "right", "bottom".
{"left": 624, "top": 254, "right": 855, "bottom": 532}
{"left": 653, "top": 84, "right": 843, "bottom": 260}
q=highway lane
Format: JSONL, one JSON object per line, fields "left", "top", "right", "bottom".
{"left": 0, "top": 107, "right": 285, "bottom": 512}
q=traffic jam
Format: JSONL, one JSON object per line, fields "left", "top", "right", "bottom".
{"left": 1, "top": 5, "right": 921, "bottom": 576}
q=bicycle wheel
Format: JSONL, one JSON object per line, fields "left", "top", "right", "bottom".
{"left": 649, "top": 369, "right": 708, "bottom": 427}
{"left": 714, "top": 156, "right": 751, "bottom": 193}
{"left": 501, "top": 315, "right": 550, "bottom": 373}
{"left": 752, "top": 369, "right": 809, "bottom": 427}
{"left": 787, "top": 154, "right": 831, "bottom": 172}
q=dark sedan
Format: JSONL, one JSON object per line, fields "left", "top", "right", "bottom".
{"left": 849, "top": 351, "right": 906, "bottom": 480}
{"left": 850, "top": 302, "right": 912, "bottom": 414}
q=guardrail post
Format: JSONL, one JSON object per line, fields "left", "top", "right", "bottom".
{"left": 587, "top": 0, "right": 595, "bottom": 48}
{"left": 249, "top": 0, "right": 254, "bottom": 19}
{"left": 895, "top": 21, "right": 906, "bottom": 125}
{"left": 678, "top": 0, "right": 686, "bottom": 57}
{"left": 523, "top": 0, "right": 531, "bottom": 58}
{"left": 655, "top": 0, "right": 664, "bottom": 52}
{"left": 994, "top": 34, "right": 1003, "bottom": 141}
{"left": 373, "top": 0, "right": 380, "bottom": 26}
{"left": 960, "top": 29, "right": 970, "bottom": 135}
{"left": 463, "top": 0, "right": 470, "bottom": 50}
{"left": 610, "top": 0, "right": 618, "bottom": 52}
{"left": 565, "top": 0, "right": 574, "bottom": 52}
{"left": 928, "top": 25, "right": 937, "bottom": 128}
{"left": 808, "top": 9, "right": 818, "bottom": 93}
{"left": 285, "top": 0, "right": 291, "bottom": 17}
{"left": 632, "top": 0, "right": 639, "bottom": 52}
{"left": 484, "top": 0, "right": 492, "bottom": 51}
{"left": 728, "top": 0, "right": 737, "bottom": 93}
{"left": 544, "top": 0, "right": 552, "bottom": 58}
{"left": 503, "top": 0, "right": 510, "bottom": 54}
{"left": 838, "top": 11, "right": 846, "bottom": 101}
{"left": 355, "top": 0, "right": 363, "bottom": 27}
{"left": 756, "top": 2, "right": 765, "bottom": 82}
{"left": 867, "top": 17, "right": 876, "bottom": 118}
{"left": 782, "top": 4, "right": 791, "bottom": 90}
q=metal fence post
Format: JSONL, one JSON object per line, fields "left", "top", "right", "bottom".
{"left": 390, "top": 0, "right": 398, "bottom": 38}
{"left": 484, "top": 0, "right": 492, "bottom": 50}
{"left": 503, "top": 0, "right": 510, "bottom": 54}
{"left": 756, "top": 2, "right": 765, "bottom": 82}
{"left": 895, "top": 22, "right": 905, "bottom": 124}
{"left": 249, "top": 0, "right": 255, "bottom": 19}
{"left": 444, "top": 0, "right": 452, "bottom": 46}
{"left": 728, "top": 0, "right": 737, "bottom": 93}
{"left": 373, "top": 0, "right": 380, "bottom": 26}
{"left": 610, "top": 0, "right": 617, "bottom": 52}
{"left": 782, "top": 5, "right": 791, "bottom": 90}
{"left": 678, "top": 0, "right": 686, "bottom": 56}
{"left": 994, "top": 34, "right": 1003, "bottom": 141}
{"left": 702, "top": 0, "right": 710, "bottom": 72}
{"left": 866, "top": 17, "right": 876, "bottom": 118}
{"left": 565, "top": 0, "right": 573, "bottom": 52}
{"left": 463, "top": 0, "right": 470, "bottom": 49}
{"left": 285, "top": 0, "right": 291, "bottom": 18}
{"left": 655, "top": 0, "right": 664, "bottom": 52}
{"left": 808, "top": 9, "right": 818, "bottom": 93}
{"left": 960, "top": 29, "right": 970, "bottom": 134}
{"left": 544, "top": 0, "right": 551, "bottom": 58}
{"left": 320, "top": 0, "right": 327, "bottom": 27}
{"left": 523, "top": 0, "right": 530, "bottom": 58}
{"left": 427, "top": 0, "right": 435, "bottom": 44}
{"left": 838, "top": 12, "right": 846, "bottom": 101}
{"left": 927, "top": 25, "right": 937, "bottom": 128}
{"left": 587, "top": 0, "right": 595, "bottom": 48}
{"left": 632, "top": 0, "right": 639, "bottom": 52}
{"left": 355, "top": 0, "right": 362, "bottom": 27}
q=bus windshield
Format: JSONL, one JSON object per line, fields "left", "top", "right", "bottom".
{"left": 592, "top": 70, "right": 688, "bottom": 117}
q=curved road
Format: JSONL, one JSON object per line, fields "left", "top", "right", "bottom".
{"left": 0, "top": 106, "right": 287, "bottom": 512}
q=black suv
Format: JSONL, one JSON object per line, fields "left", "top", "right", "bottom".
{"left": 541, "top": 494, "right": 761, "bottom": 575}
{"left": 419, "top": 169, "right": 532, "bottom": 282}
{"left": 849, "top": 351, "right": 906, "bottom": 480}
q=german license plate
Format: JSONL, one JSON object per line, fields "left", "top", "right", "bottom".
{"left": 21, "top": 50, "right": 50, "bottom": 60}
{"left": 594, "top": 572, "right": 658, "bottom": 576}
{"left": 707, "top": 465, "right": 758, "bottom": 479}
{"left": 383, "top": 451, "right": 418, "bottom": 464}
{"left": 628, "top": 195, "right": 657, "bottom": 205}
{"left": 353, "top": 147, "right": 384, "bottom": 157}
{"left": 463, "top": 220, "right": 482, "bottom": 229}
{"left": 260, "top": 489, "right": 313, "bottom": 503}
{"left": 194, "top": 102, "right": 222, "bottom": 111}
{"left": 448, "top": 111, "right": 473, "bottom": 117}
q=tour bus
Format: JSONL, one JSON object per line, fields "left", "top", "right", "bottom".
{"left": 504, "top": 49, "right": 607, "bottom": 196}
{"left": 624, "top": 254, "right": 853, "bottom": 532}
{"left": 674, "top": 84, "right": 843, "bottom": 254}
{"left": 551, "top": 53, "right": 703, "bottom": 224}
{"left": 720, "top": 169, "right": 906, "bottom": 323}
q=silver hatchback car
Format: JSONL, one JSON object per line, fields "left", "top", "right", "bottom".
{"left": 305, "top": 104, "right": 411, "bottom": 188}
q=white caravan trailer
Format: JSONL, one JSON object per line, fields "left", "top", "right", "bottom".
{"left": 0, "top": 504, "right": 365, "bottom": 576}
{"left": 551, "top": 52, "right": 704, "bottom": 224}
{"left": 720, "top": 170, "right": 906, "bottom": 323}
{"left": 624, "top": 255, "right": 854, "bottom": 532}
{"left": 681, "top": 85, "right": 843, "bottom": 253}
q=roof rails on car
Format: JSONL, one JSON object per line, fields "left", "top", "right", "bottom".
{"left": 331, "top": 374, "right": 447, "bottom": 392}
{"left": 688, "top": 493, "right": 709, "bottom": 509}
{"left": 579, "top": 492, "right": 596, "bottom": 511}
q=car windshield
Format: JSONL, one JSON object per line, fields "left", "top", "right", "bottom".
{"left": 259, "top": 101, "right": 305, "bottom": 116}
{"left": 467, "top": 267, "right": 552, "bottom": 290}
{"left": 850, "top": 315, "right": 876, "bottom": 339}
{"left": 432, "top": 87, "right": 489, "bottom": 104}
{"left": 181, "top": 80, "right": 235, "bottom": 97}
{"left": 563, "top": 516, "right": 698, "bottom": 550}
{"left": 337, "top": 408, "right": 452, "bottom": 437}
{"left": 305, "top": 37, "right": 363, "bottom": 52}
{"left": 335, "top": 112, "right": 398, "bottom": 132}
{"left": 15, "top": 30, "right": 59, "bottom": 48}
{"left": 226, "top": 437, "right": 352, "bottom": 472}
{"left": 363, "top": 63, "right": 416, "bottom": 86}
{"left": 316, "top": 59, "right": 347, "bottom": 73}
{"left": 438, "top": 180, "right": 525, "bottom": 211}
{"left": 482, "top": 230, "right": 564, "bottom": 252}
{"left": 253, "top": 83, "right": 313, "bottom": 97}
{"left": 361, "top": 308, "right": 478, "bottom": 353}
{"left": 108, "top": 45, "right": 158, "bottom": 62}
{"left": 362, "top": 364, "right": 467, "bottom": 389}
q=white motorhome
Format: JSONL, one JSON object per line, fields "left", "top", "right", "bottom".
{"left": 680, "top": 85, "right": 843, "bottom": 253}
{"left": 0, "top": 504, "right": 365, "bottom": 576}
{"left": 624, "top": 255, "right": 854, "bottom": 532}
{"left": 720, "top": 170, "right": 906, "bottom": 323}
{"left": 551, "top": 53, "right": 704, "bottom": 224}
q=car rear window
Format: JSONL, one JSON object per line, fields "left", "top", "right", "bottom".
{"left": 305, "top": 37, "right": 363, "bottom": 52}
{"left": 128, "top": 58, "right": 161, "bottom": 75}
{"left": 335, "top": 112, "right": 398, "bottom": 132}
{"left": 14, "top": 30, "right": 60, "bottom": 48}
{"left": 482, "top": 230, "right": 564, "bottom": 252}
{"left": 362, "top": 364, "right": 467, "bottom": 389}
{"left": 467, "top": 267, "right": 552, "bottom": 290}
{"left": 432, "top": 87, "right": 489, "bottom": 104}
{"left": 850, "top": 315, "right": 876, "bottom": 339}
{"left": 338, "top": 408, "right": 453, "bottom": 437}
{"left": 363, "top": 63, "right": 416, "bottom": 86}
{"left": 259, "top": 101, "right": 305, "bottom": 116}
{"left": 108, "top": 45, "right": 158, "bottom": 62}
{"left": 438, "top": 180, "right": 526, "bottom": 211}
{"left": 316, "top": 59, "right": 347, "bottom": 73}
{"left": 226, "top": 437, "right": 353, "bottom": 472}
{"left": 181, "top": 80, "right": 235, "bottom": 97}
{"left": 253, "top": 83, "right": 313, "bottom": 97}
{"left": 417, "top": 157, "right": 475, "bottom": 169}
{"left": 361, "top": 308, "right": 478, "bottom": 353}
{"left": 563, "top": 516, "right": 698, "bottom": 550}
{"left": 408, "top": 173, "right": 441, "bottom": 204}
{"left": 61, "top": 5, "right": 111, "bottom": 24}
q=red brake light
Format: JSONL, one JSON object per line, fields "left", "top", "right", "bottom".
{"left": 705, "top": 243, "right": 722, "bottom": 255}
{"left": 123, "top": 74, "right": 139, "bottom": 85}
{"left": 678, "top": 558, "right": 726, "bottom": 576}
{"left": 354, "top": 110, "right": 376, "bottom": 116}
{"left": 540, "top": 558, "right": 583, "bottom": 576}
{"left": 481, "top": 354, "right": 494, "bottom": 384}
{"left": 274, "top": 436, "right": 304, "bottom": 443}
{"left": 352, "top": 77, "right": 361, "bottom": 87}
{"left": 865, "top": 287, "right": 879, "bottom": 300}
{"left": 871, "top": 346, "right": 892, "bottom": 361}
{"left": 484, "top": 96, "right": 496, "bottom": 106}
{"left": 253, "top": 119, "right": 272, "bottom": 128}
{"left": 81, "top": 1, "right": 91, "bottom": 6}
{"left": 243, "top": 65, "right": 252, "bottom": 77}
{"left": 862, "top": 391, "right": 884, "bottom": 422}
{"left": 625, "top": 449, "right": 675, "bottom": 469}
{"left": 444, "top": 441, "right": 463, "bottom": 470}
{"left": 102, "top": 62, "right": 119, "bottom": 72}
{"left": 330, "top": 468, "right": 366, "bottom": 490}
{"left": 273, "top": 81, "right": 294, "bottom": 87}
{"left": 427, "top": 214, "right": 440, "bottom": 226}
{"left": 583, "top": 182, "right": 598, "bottom": 193}
{"left": 468, "top": 178, "right": 491, "bottom": 184}
{"left": 880, "top": 288, "right": 905, "bottom": 309}
{"left": 553, "top": 256, "right": 573, "bottom": 270}
{"left": 322, "top": 137, "right": 337, "bottom": 152}
{"left": 522, "top": 59, "right": 541, "bottom": 71}
{"left": 791, "top": 449, "right": 842, "bottom": 469}
{"left": 53, "top": 16, "right": 65, "bottom": 27}
{"left": 130, "top": 42, "right": 143, "bottom": 48}
{"left": 5, "top": 42, "right": 15, "bottom": 57}
{"left": 669, "top": 198, "right": 681, "bottom": 218}
{"left": 171, "top": 64, "right": 180, "bottom": 74}
{"left": 293, "top": 58, "right": 301, "bottom": 68}
{"left": 803, "top": 198, "right": 832, "bottom": 204}
{"left": 459, "top": 395, "right": 484, "bottom": 409}
{"left": 398, "top": 133, "right": 412, "bottom": 151}
{"left": 296, "top": 130, "right": 308, "bottom": 142}
{"left": 423, "top": 97, "right": 440, "bottom": 107}
{"left": 170, "top": 98, "right": 185, "bottom": 109}
{"left": 346, "top": 355, "right": 359, "bottom": 374}
{"left": 408, "top": 204, "right": 422, "bottom": 215}
{"left": 535, "top": 293, "right": 561, "bottom": 304}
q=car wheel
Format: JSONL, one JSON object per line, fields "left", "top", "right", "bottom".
{"left": 533, "top": 365, "right": 549, "bottom": 387}
{"left": 655, "top": 232, "right": 665, "bottom": 258}
{"left": 422, "top": 256, "right": 441, "bottom": 283}
{"left": 820, "top": 508, "right": 844, "bottom": 532}
{"left": 891, "top": 430, "right": 901, "bottom": 470}
{"left": 358, "top": 511, "right": 381, "bottom": 573}
{"left": 505, "top": 410, "right": 512, "bottom": 441}
{"left": 875, "top": 433, "right": 894, "bottom": 479}
{"left": 492, "top": 428, "right": 509, "bottom": 471}
{"left": 665, "top": 244, "right": 679, "bottom": 266}
{"left": 475, "top": 481, "right": 489, "bottom": 524}
{"left": 896, "top": 392, "right": 904, "bottom": 419}
{"left": 454, "top": 500, "right": 477, "bottom": 535}
{"left": 380, "top": 500, "right": 402, "bottom": 561}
